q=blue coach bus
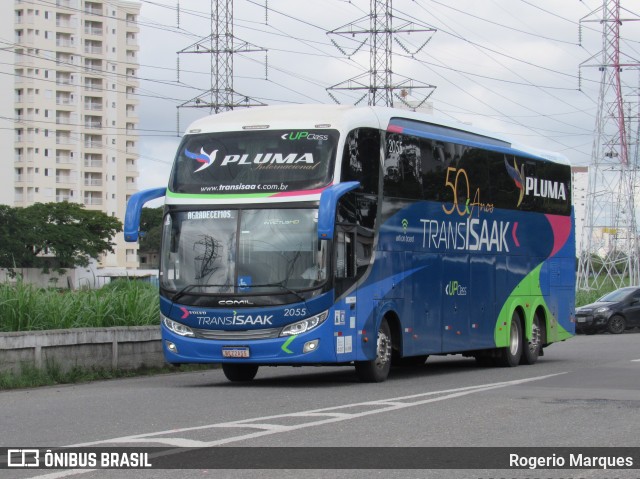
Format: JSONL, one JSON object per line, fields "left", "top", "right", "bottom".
{"left": 125, "top": 105, "right": 575, "bottom": 382}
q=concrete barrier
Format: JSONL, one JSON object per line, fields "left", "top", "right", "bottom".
{"left": 0, "top": 326, "right": 163, "bottom": 374}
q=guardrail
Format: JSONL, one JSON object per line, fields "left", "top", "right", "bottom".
{"left": 0, "top": 326, "right": 162, "bottom": 374}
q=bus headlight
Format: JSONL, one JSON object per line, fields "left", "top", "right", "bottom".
{"left": 280, "top": 311, "right": 328, "bottom": 337}
{"left": 163, "top": 316, "right": 195, "bottom": 337}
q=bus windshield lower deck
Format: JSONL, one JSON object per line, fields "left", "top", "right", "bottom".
{"left": 161, "top": 207, "right": 328, "bottom": 299}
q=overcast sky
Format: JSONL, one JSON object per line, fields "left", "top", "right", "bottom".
{"left": 134, "top": 0, "right": 640, "bottom": 191}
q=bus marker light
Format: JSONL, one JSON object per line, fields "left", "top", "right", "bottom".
{"left": 303, "top": 340, "right": 319, "bottom": 353}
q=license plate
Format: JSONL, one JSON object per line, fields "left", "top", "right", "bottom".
{"left": 222, "top": 347, "right": 250, "bottom": 358}
{"left": 577, "top": 318, "right": 586, "bottom": 323}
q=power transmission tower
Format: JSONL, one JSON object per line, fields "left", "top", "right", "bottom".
{"left": 577, "top": 0, "right": 640, "bottom": 291}
{"left": 176, "top": 0, "right": 266, "bottom": 119}
{"left": 327, "top": 0, "right": 436, "bottom": 107}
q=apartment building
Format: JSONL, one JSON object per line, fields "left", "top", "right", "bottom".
{"left": 5, "top": 0, "right": 141, "bottom": 269}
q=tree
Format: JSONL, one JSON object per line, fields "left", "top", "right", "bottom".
{"left": 0, "top": 202, "right": 122, "bottom": 273}
{"left": 0, "top": 205, "right": 31, "bottom": 270}
{"left": 138, "top": 207, "right": 163, "bottom": 255}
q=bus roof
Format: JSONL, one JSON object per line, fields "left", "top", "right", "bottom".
{"left": 183, "top": 104, "right": 570, "bottom": 166}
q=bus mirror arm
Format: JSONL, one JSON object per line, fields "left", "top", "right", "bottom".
{"left": 124, "top": 187, "right": 167, "bottom": 242}
{"left": 317, "top": 181, "right": 360, "bottom": 240}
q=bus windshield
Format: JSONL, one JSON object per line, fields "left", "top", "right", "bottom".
{"left": 161, "top": 208, "right": 328, "bottom": 296}
{"left": 169, "top": 130, "right": 338, "bottom": 194}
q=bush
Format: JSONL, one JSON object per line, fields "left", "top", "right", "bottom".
{"left": 0, "top": 280, "right": 159, "bottom": 332}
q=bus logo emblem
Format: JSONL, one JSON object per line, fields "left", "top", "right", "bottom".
{"left": 185, "top": 147, "right": 218, "bottom": 173}
{"left": 504, "top": 157, "right": 525, "bottom": 207}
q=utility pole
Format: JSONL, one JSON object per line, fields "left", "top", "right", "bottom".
{"left": 577, "top": 0, "right": 640, "bottom": 290}
{"left": 327, "top": 0, "right": 436, "bottom": 107}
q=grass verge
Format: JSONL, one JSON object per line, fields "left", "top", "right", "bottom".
{"left": 0, "top": 362, "right": 217, "bottom": 391}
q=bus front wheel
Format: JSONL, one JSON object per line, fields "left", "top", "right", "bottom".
{"left": 355, "top": 319, "right": 392, "bottom": 382}
{"left": 222, "top": 363, "right": 259, "bottom": 382}
{"left": 498, "top": 313, "right": 522, "bottom": 367}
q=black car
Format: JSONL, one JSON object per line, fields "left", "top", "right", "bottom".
{"left": 575, "top": 286, "right": 640, "bottom": 334}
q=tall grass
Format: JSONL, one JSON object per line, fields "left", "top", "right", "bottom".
{"left": 0, "top": 280, "right": 159, "bottom": 332}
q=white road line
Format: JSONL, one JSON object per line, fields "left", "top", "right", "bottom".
{"left": 23, "top": 372, "right": 566, "bottom": 479}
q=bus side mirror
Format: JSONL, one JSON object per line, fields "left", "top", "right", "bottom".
{"left": 317, "top": 181, "right": 360, "bottom": 240}
{"left": 124, "top": 187, "right": 167, "bottom": 242}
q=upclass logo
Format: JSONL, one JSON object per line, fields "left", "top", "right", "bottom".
{"left": 281, "top": 132, "right": 329, "bottom": 141}
{"left": 445, "top": 280, "right": 467, "bottom": 296}
{"left": 402, "top": 218, "right": 409, "bottom": 234}
{"left": 504, "top": 157, "right": 525, "bottom": 207}
{"left": 185, "top": 147, "right": 218, "bottom": 173}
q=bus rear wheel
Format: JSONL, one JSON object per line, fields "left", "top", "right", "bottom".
{"left": 222, "top": 363, "right": 259, "bottom": 382}
{"left": 355, "top": 319, "right": 392, "bottom": 382}
{"left": 498, "top": 312, "right": 522, "bottom": 367}
{"left": 521, "top": 314, "right": 543, "bottom": 365}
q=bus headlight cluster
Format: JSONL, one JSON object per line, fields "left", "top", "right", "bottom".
{"left": 163, "top": 315, "right": 195, "bottom": 337}
{"left": 280, "top": 311, "right": 328, "bottom": 337}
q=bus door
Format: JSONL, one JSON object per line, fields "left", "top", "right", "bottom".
{"left": 441, "top": 254, "right": 470, "bottom": 352}
{"left": 334, "top": 224, "right": 359, "bottom": 362}
{"left": 334, "top": 192, "right": 377, "bottom": 362}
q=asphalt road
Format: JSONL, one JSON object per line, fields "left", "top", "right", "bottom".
{"left": 1, "top": 331, "right": 639, "bottom": 479}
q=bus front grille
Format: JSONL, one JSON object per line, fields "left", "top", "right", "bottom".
{"left": 193, "top": 327, "right": 281, "bottom": 340}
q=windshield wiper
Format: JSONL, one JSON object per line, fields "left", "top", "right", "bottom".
{"left": 171, "top": 284, "right": 233, "bottom": 302}
{"left": 248, "top": 282, "right": 306, "bottom": 303}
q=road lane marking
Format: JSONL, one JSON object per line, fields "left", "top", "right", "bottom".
{"left": 21, "top": 372, "right": 566, "bottom": 478}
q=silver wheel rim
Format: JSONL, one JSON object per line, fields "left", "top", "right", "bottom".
{"left": 375, "top": 329, "right": 392, "bottom": 369}
{"left": 509, "top": 320, "right": 519, "bottom": 356}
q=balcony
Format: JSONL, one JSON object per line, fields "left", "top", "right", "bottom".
{"left": 84, "top": 103, "right": 102, "bottom": 111}
{"left": 85, "top": 6, "right": 103, "bottom": 16}
{"left": 84, "top": 178, "right": 103, "bottom": 187}
{"left": 84, "top": 82, "right": 103, "bottom": 92}
{"left": 56, "top": 96, "right": 74, "bottom": 106}
{"left": 56, "top": 39, "right": 75, "bottom": 49}
{"left": 56, "top": 155, "right": 74, "bottom": 165}
{"left": 83, "top": 197, "right": 103, "bottom": 206}
{"left": 56, "top": 195, "right": 72, "bottom": 203}
{"left": 84, "top": 121, "right": 102, "bottom": 130}
{"left": 84, "top": 45, "right": 103, "bottom": 55}
{"left": 84, "top": 140, "right": 103, "bottom": 149}
{"left": 84, "top": 159, "right": 103, "bottom": 168}
{"left": 84, "top": 26, "right": 103, "bottom": 36}
{"left": 56, "top": 176, "right": 74, "bottom": 185}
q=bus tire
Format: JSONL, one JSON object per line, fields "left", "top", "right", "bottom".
{"left": 222, "top": 363, "right": 259, "bottom": 382}
{"left": 355, "top": 319, "right": 392, "bottom": 382}
{"left": 521, "top": 313, "right": 543, "bottom": 365}
{"left": 498, "top": 312, "right": 522, "bottom": 367}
